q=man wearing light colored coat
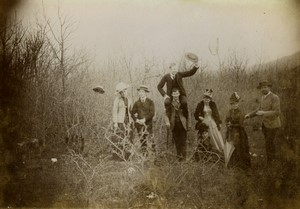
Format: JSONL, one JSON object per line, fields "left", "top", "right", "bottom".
{"left": 245, "top": 80, "right": 281, "bottom": 163}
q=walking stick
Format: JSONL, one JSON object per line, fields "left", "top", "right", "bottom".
{"left": 164, "top": 114, "right": 171, "bottom": 150}
{"left": 166, "top": 126, "right": 170, "bottom": 150}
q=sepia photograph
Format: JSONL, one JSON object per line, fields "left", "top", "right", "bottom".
{"left": 0, "top": 0, "right": 300, "bottom": 208}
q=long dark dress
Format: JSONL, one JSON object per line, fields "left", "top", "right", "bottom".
{"left": 225, "top": 108, "right": 251, "bottom": 169}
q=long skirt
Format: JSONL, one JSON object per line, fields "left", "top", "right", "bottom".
{"left": 204, "top": 117, "right": 224, "bottom": 152}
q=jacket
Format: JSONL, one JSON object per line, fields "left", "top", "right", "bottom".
{"left": 157, "top": 66, "right": 199, "bottom": 97}
{"left": 131, "top": 98, "right": 155, "bottom": 132}
{"left": 165, "top": 101, "right": 187, "bottom": 131}
{"left": 248, "top": 92, "right": 281, "bottom": 129}
{"left": 112, "top": 96, "right": 133, "bottom": 124}
{"left": 194, "top": 101, "right": 222, "bottom": 127}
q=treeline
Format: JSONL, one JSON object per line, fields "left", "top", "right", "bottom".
{"left": 0, "top": 9, "right": 300, "bottom": 207}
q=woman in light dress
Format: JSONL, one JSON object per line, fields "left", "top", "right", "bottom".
{"left": 194, "top": 89, "right": 224, "bottom": 152}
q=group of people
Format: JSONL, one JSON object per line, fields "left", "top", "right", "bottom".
{"left": 111, "top": 54, "right": 281, "bottom": 169}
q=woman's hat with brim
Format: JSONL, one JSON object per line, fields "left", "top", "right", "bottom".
{"left": 230, "top": 92, "right": 240, "bottom": 103}
{"left": 115, "top": 82, "right": 129, "bottom": 93}
{"left": 203, "top": 88, "right": 213, "bottom": 99}
{"left": 185, "top": 52, "right": 198, "bottom": 63}
{"left": 137, "top": 85, "right": 150, "bottom": 92}
{"left": 257, "top": 80, "right": 272, "bottom": 89}
{"left": 93, "top": 85, "right": 105, "bottom": 94}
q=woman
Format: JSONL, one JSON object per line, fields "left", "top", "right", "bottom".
{"left": 225, "top": 92, "right": 251, "bottom": 169}
{"left": 194, "top": 89, "right": 224, "bottom": 152}
{"left": 112, "top": 82, "right": 133, "bottom": 136}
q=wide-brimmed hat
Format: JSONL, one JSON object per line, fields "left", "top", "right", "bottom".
{"left": 92, "top": 85, "right": 105, "bottom": 94}
{"left": 203, "top": 89, "right": 213, "bottom": 99}
{"left": 115, "top": 82, "right": 129, "bottom": 93}
{"left": 257, "top": 80, "right": 272, "bottom": 89}
{"left": 230, "top": 92, "right": 240, "bottom": 103}
{"left": 185, "top": 52, "right": 198, "bottom": 63}
{"left": 137, "top": 85, "right": 150, "bottom": 92}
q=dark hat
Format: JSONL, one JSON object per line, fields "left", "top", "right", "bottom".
{"left": 93, "top": 86, "right": 105, "bottom": 94}
{"left": 230, "top": 92, "right": 240, "bottom": 103}
{"left": 185, "top": 52, "right": 198, "bottom": 63}
{"left": 203, "top": 88, "right": 213, "bottom": 99}
{"left": 137, "top": 85, "right": 150, "bottom": 92}
{"left": 257, "top": 80, "right": 272, "bottom": 89}
{"left": 197, "top": 122, "right": 209, "bottom": 133}
{"left": 171, "top": 88, "right": 180, "bottom": 96}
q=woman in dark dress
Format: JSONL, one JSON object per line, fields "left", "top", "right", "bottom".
{"left": 225, "top": 92, "right": 251, "bottom": 169}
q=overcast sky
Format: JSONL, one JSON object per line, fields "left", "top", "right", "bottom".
{"left": 18, "top": 0, "right": 300, "bottom": 70}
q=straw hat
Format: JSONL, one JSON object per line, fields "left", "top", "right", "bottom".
{"left": 115, "top": 82, "right": 129, "bottom": 93}
{"left": 137, "top": 85, "right": 150, "bottom": 92}
{"left": 185, "top": 52, "right": 198, "bottom": 63}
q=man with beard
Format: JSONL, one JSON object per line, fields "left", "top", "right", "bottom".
{"left": 245, "top": 80, "right": 281, "bottom": 163}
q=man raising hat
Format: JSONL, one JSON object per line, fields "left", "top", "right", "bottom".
{"left": 157, "top": 53, "right": 199, "bottom": 125}
{"left": 245, "top": 80, "right": 281, "bottom": 163}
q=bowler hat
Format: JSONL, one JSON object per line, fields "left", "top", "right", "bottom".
{"left": 93, "top": 85, "right": 105, "bottom": 94}
{"left": 185, "top": 52, "right": 198, "bottom": 63}
{"left": 257, "top": 80, "right": 272, "bottom": 89}
{"left": 137, "top": 85, "right": 150, "bottom": 92}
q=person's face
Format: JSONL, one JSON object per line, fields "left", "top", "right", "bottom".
{"left": 230, "top": 101, "right": 239, "bottom": 109}
{"left": 202, "top": 131, "right": 209, "bottom": 139}
{"left": 120, "top": 89, "right": 127, "bottom": 97}
{"left": 138, "top": 90, "right": 146, "bottom": 98}
{"left": 203, "top": 97, "right": 211, "bottom": 103}
{"left": 260, "top": 86, "right": 270, "bottom": 95}
{"left": 170, "top": 65, "right": 178, "bottom": 75}
{"left": 172, "top": 91, "right": 180, "bottom": 99}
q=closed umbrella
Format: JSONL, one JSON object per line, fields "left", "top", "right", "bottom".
{"left": 224, "top": 140, "right": 235, "bottom": 168}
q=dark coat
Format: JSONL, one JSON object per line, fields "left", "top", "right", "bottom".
{"left": 157, "top": 66, "right": 199, "bottom": 97}
{"left": 131, "top": 98, "right": 155, "bottom": 133}
{"left": 225, "top": 107, "right": 251, "bottom": 169}
{"left": 169, "top": 101, "right": 187, "bottom": 131}
{"left": 194, "top": 101, "right": 222, "bottom": 128}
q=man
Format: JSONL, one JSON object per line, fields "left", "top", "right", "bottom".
{"left": 245, "top": 80, "right": 281, "bottom": 163}
{"left": 165, "top": 88, "right": 188, "bottom": 161}
{"left": 157, "top": 61, "right": 199, "bottom": 121}
{"left": 131, "top": 85, "right": 155, "bottom": 153}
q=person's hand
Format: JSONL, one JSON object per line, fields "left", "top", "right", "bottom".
{"left": 140, "top": 118, "right": 146, "bottom": 124}
{"left": 113, "top": 123, "right": 118, "bottom": 129}
{"left": 163, "top": 95, "right": 170, "bottom": 100}
{"left": 198, "top": 116, "right": 204, "bottom": 121}
{"left": 244, "top": 114, "right": 250, "bottom": 119}
{"left": 165, "top": 121, "right": 170, "bottom": 128}
{"left": 256, "top": 111, "right": 265, "bottom": 116}
{"left": 190, "top": 62, "right": 199, "bottom": 69}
